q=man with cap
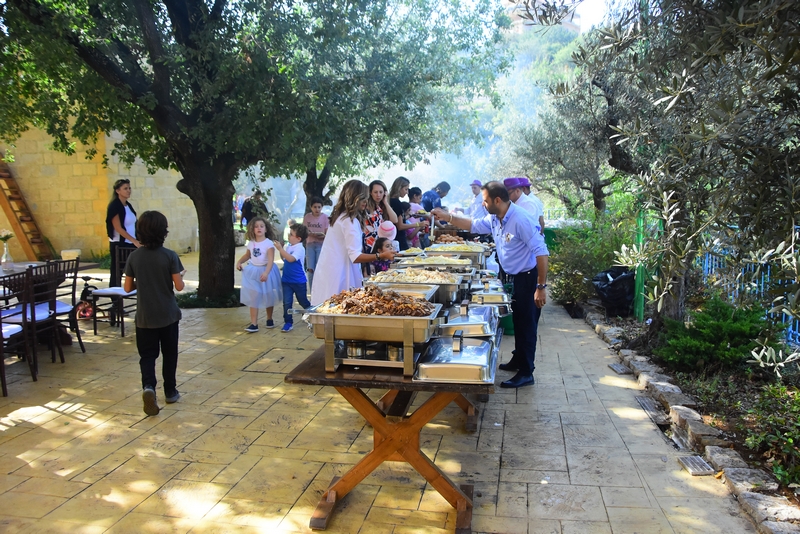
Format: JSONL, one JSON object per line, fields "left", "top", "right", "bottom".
{"left": 504, "top": 178, "right": 544, "bottom": 234}
{"left": 518, "top": 177, "right": 546, "bottom": 233}
{"left": 467, "top": 179, "right": 488, "bottom": 219}
{"left": 431, "top": 181, "right": 548, "bottom": 388}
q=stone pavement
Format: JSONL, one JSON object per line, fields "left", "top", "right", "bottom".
{"left": 0, "top": 255, "right": 756, "bottom": 533}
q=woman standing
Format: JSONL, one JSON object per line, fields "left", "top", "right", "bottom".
{"left": 105, "top": 178, "right": 140, "bottom": 287}
{"left": 362, "top": 180, "right": 398, "bottom": 254}
{"left": 388, "top": 176, "right": 426, "bottom": 251}
{"left": 310, "top": 180, "right": 396, "bottom": 305}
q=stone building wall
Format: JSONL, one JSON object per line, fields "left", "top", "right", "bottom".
{"left": 1, "top": 129, "right": 197, "bottom": 261}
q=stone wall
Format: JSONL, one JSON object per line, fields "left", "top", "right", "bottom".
{"left": 1, "top": 129, "right": 197, "bottom": 260}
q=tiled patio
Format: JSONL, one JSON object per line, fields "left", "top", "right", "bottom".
{"left": 0, "top": 254, "right": 756, "bottom": 533}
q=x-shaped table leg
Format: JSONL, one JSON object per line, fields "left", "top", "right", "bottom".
{"left": 309, "top": 387, "right": 473, "bottom": 530}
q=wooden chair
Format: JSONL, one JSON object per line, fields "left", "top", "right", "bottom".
{"left": 92, "top": 247, "right": 137, "bottom": 337}
{"left": 1, "top": 272, "right": 31, "bottom": 396}
{"left": 26, "top": 263, "right": 64, "bottom": 374}
{"left": 52, "top": 258, "right": 85, "bottom": 352}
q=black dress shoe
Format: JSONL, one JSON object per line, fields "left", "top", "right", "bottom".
{"left": 500, "top": 372, "right": 535, "bottom": 388}
{"left": 498, "top": 362, "right": 520, "bottom": 372}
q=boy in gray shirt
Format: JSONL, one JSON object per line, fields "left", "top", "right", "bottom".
{"left": 124, "top": 211, "right": 185, "bottom": 416}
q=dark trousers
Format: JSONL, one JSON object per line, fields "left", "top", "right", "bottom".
{"left": 283, "top": 282, "right": 311, "bottom": 323}
{"left": 137, "top": 321, "right": 179, "bottom": 396}
{"left": 110, "top": 241, "right": 136, "bottom": 287}
{"left": 508, "top": 267, "right": 542, "bottom": 376}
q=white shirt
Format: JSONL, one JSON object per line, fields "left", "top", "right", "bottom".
{"left": 310, "top": 214, "right": 364, "bottom": 305}
{"left": 528, "top": 193, "right": 545, "bottom": 218}
{"left": 469, "top": 194, "right": 488, "bottom": 219}
{"left": 246, "top": 238, "right": 275, "bottom": 266}
{"left": 514, "top": 193, "right": 543, "bottom": 227}
{"left": 111, "top": 205, "right": 137, "bottom": 244}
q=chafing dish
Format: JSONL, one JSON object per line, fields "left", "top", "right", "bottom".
{"left": 415, "top": 330, "right": 501, "bottom": 384}
{"left": 470, "top": 280, "right": 504, "bottom": 293}
{"left": 304, "top": 303, "right": 443, "bottom": 376}
{"left": 367, "top": 283, "right": 438, "bottom": 301}
{"left": 396, "top": 256, "right": 471, "bottom": 268}
{"left": 471, "top": 291, "right": 511, "bottom": 304}
{"left": 436, "top": 305, "right": 498, "bottom": 338}
{"left": 365, "top": 274, "right": 462, "bottom": 306}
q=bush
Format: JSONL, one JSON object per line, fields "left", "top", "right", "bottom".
{"left": 177, "top": 290, "right": 241, "bottom": 308}
{"left": 550, "top": 214, "right": 635, "bottom": 305}
{"left": 653, "top": 296, "right": 773, "bottom": 370}
{"left": 745, "top": 384, "right": 800, "bottom": 485}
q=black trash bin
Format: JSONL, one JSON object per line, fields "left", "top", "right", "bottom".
{"left": 592, "top": 266, "right": 635, "bottom": 317}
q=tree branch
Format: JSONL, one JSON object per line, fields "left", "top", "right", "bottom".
{"left": 12, "top": 0, "right": 150, "bottom": 100}
{"left": 131, "top": 0, "right": 171, "bottom": 104}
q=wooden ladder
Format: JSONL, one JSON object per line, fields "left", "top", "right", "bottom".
{"left": 0, "top": 156, "right": 53, "bottom": 261}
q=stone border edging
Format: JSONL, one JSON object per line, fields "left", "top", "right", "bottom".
{"left": 582, "top": 307, "right": 800, "bottom": 534}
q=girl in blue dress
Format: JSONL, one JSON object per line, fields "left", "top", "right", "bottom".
{"left": 236, "top": 217, "right": 283, "bottom": 332}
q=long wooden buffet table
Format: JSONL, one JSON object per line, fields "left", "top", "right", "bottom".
{"left": 285, "top": 345, "right": 494, "bottom": 533}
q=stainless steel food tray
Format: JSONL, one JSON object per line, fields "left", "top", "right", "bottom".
{"left": 396, "top": 257, "right": 471, "bottom": 269}
{"left": 414, "top": 335, "right": 500, "bottom": 384}
{"left": 305, "top": 303, "right": 443, "bottom": 376}
{"left": 367, "top": 283, "right": 438, "bottom": 301}
{"left": 365, "top": 273, "right": 463, "bottom": 305}
{"left": 471, "top": 291, "right": 511, "bottom": 304}
{"left": 435, "top": 305, "right": 498, "bottom": 337}
{"left": 426, "top": 249, "right": 485, "bottom": 268}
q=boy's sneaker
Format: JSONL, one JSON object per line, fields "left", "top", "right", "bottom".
{"left": 265, "top": 319, "right": 275, "bottom": 329}
{"left": 142, "top": 387, "right": 160, "bottom": 416}
{"left": 165, "top": 391, "right": 180, "bottom": 404}
{"left": 281, "top": 323, "right": 293, "bottom": 333}
{"left": 244, "top": 324, "right": 259, "bottom": 333}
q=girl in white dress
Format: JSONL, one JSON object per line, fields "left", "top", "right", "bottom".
{"left": 310, "top": 180, "right": 397, "bottom": 305}
{"left": 236, "top": 217, "right": 283, "bottom": 332}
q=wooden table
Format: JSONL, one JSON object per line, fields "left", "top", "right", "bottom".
{"left": 285, "top": 346, "right": 494, "bottom": 533}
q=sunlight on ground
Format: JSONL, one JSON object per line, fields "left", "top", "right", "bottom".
{"left": 598, "top": 375, "right": 642, "bottom": 390}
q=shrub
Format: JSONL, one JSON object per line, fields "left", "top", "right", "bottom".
{"left": 653, "top": 296, "right": 774, "bottom": 370}
{"left": 550, "top": 214, "right": 635, "bottom": 305}
{"left": 745, "top": 384, "right": 800, "bottom": 485}
{"left": 177, "top": 290, "right": 241, "bottom": 308}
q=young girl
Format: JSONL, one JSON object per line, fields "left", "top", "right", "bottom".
{"left": 371, "top": 237, "right": 394, "bottom": 272}
{"left": 123, "top": 211, "right": 185, "bottom": 416}
{"left": 302, "top": 197, "right": 329, "bottom": 288}
{"left": 236, "top": 217, "right": 283, "bottom": 332}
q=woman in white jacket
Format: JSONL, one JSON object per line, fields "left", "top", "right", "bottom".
{"left": 310, "top": 180, "right": 397, "bottom": 305}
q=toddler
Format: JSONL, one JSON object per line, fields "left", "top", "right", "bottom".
{"left": 274, "top": 223, "right": 311, "bottom": 332}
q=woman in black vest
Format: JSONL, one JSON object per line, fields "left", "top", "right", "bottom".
{"left": 105, "top": 179, "right": 140, "bottom": 287}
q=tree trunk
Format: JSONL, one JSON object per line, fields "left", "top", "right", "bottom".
{"left": 591, "top": 180, "right": 607, "bottom": 213}
{"left": 175, "top": 159, "right": 237, "bottom": 299}
{"left": 302, "top": 158, "right": 333, "bottom": 213}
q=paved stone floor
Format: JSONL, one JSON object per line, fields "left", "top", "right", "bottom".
{"left": 0, "top": 254, "right": 756, "bottom": 533}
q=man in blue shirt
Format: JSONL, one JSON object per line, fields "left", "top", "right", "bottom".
{"left": 421, "top": 181, "right": 451, "bottom": 212}
{"left": 432, "top": 181, "right": 549, "bottom": 388}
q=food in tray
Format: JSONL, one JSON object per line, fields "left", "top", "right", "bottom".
{"left": 321, "top": 286, "right": 435, "bottom": 316}
{"left": 428, "top": 243, "right": 485, "bottom": 252}
{"left": 370, "top": 268, "right": 459, "bottom": 284}
{"left": 433, "top": 234, "right": 465, "bottom": 244}
{"left": 403, "top": 247, "right": 424, "bottom": 254}
{"left": 409, "top": 256, "right": 471, "bottom": 265}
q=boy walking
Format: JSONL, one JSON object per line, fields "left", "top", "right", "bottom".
{"left": 123, "top": 211, "right": 185, "bottom": 416}
{"left": 274, "top": 223, "right": 311, "bottom": 332}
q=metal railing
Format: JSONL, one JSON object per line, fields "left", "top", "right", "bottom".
{"left": 701, "top": 252, "right": 800, "bottom": 344}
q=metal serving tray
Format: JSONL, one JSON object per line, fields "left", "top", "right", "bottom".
{"left": 368, "top": 283, "right": 438, "bottom": 302}
{"left": 396, "top": 256, "right": 471, "bottom": 268}
{"left": 471, "top": 291, "right": 512, "bottom": 304}
{"left": 436, "top": 305, "right": 498, "bottom": 338}
{"left": 415, "top": 335, "right": 499, "bottom": 384}
{"left": 426, "top": 250, "right": 485, "bottom": 268}
{"left": 304, "top": 303, "right": 443, "bottom": 376}
{"left": 365, "top": 273, "right": 463, "bottom": 306}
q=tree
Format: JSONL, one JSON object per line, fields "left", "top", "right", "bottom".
{"left": 516, "top": 0, "right": 800, "bottom": 324}
{"left": 0, "top": 0, "right": 506, "bottom": 296}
